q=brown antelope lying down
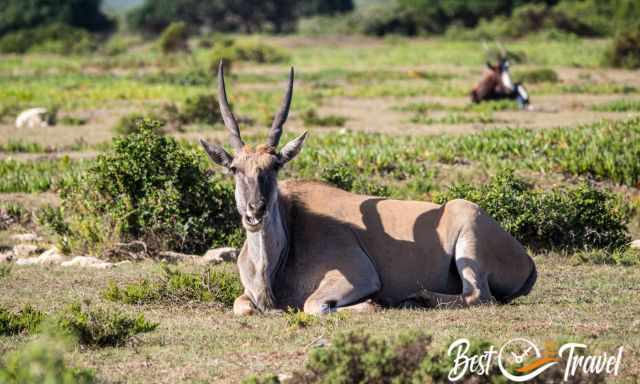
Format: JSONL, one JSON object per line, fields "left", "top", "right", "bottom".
{"left": 200, "top": 63, "right": 537, "bottom": 315}
{"left": 471, "top": 56, "right": 530, "bottom": 109}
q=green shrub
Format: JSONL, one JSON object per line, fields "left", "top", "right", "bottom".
{"left": 285, "top": 308, "right": 317, "bottom": 329}
{"left": 434, "top": 171, "right": 631, "bottom": 251}
{"left": 0, "top": 202, "right": 30, "bottom": 228}
{"left": 103, "top": 265, "right": 242, "bottom": 307}
{"left": 301, "top": 109, "right": 347, "bottom": 127}
{"left": 0, "top": 24, "right": 97, "bottom": 55}
{"left": 513, "top": 68, "right": 560, "bottom": 84}
{"left": 0, "top": 305, "right": 45, "bottom": 336}
{"left": 604, "top": 27, "right": 640, "bottom": 69}
{"left": 0, "top": 338, "right": 95, "bottom": 384}
{"left": 56, "top": 303, "right": 157, "bottom": 348}
{"left": 113, "top": 114, "right": 166, "bottom": 136}
{"left": 37, "top": 205, "right": 71, "bottom": 236}
{"left": 62, "top": 122, "right": 242, "bottom": 255}
{"left": 179, "top": 94, "right": 223, "bottom": 125}
{"left": 209, "top": 38, "right": 289, "bottom": 73}
{"left": 0, "top": 140, "right": 44, "bottom": 153}
{"left": 573, "top": 247, "right": 640, "bottom": 266}
{"left": 158, "top": 21, "right": 189, "bottom": 54}
{"left": 320, "top": 163, "right": 390, "bottom": 197}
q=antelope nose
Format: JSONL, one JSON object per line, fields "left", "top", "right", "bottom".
{"left": 248, "top": 200, "right": 266, "bottom": 216}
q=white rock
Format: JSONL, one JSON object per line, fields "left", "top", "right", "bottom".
{"left": 201, "top": 247, "right": 238, "bottom": 265}
{"left": 61, "top": 256, "right": 114, "bottom": 269}
{"left": 631, "top": 240, "right": 640, "bottom": 249}
{"left": 114, "top": 260, "right": 132, "bottom": 267}
{"left": 12, "top": 244, "right": 39, "bottom": 258}
{"left": 16, "top": 248, "right": 67, "bottom": 266}
{"left": 15, "top": 108, "right": 49, "bottom": 129}
{"left": 10, "top": 233, "right": 41, "bottom": 242}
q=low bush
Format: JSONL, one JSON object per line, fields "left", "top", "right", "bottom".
{"left": 178, "top": 94, "right": 223, "bottom": 125}
{"left": 0, "top": 338, "right": 95, "bottom": 384}
{"left": 113, "top": 114, "right": 166, "bottom": 136}
{"left": 513, "top": 68, "right": 560, "bottom": 84}
{"left": 158, "top": 22, "right": 189, "bottom": 54}
{"left": 103, "top": 265, "right": 242, "bottom": 307}
{"left": 434, "top": 171, "right": 631, "bottom": 251}
{"left": 320, "top": 163, "right": 390, "bottom": 197}
{"left": 0, "top": 24, "right": 97, "bottom": 55}
{"left": 573, "top": 247, "right": 640, "bottom": 266}
{"left": 603, "top": 27, "right": 640, "bottom": 69}
{"left": 56, "top": 303, "right": 157, "bottom": 348}
{"left": 209, "top": 38, "right": 289, "bottom": 73}
{"left": 61, "top": 122, "right": 242, "bottom": 255}
{"left": 0, "top": 305, "right": 45, "bottom": 336}
{"left": 301, "top": 109, "right": 347, "bottom": 127}
{"left": 0, "top": 202, "right": 30, "bottom": 229}
{"left": 245, "top": 331, "right": 606, "bottom": 383}
{"left": 285, "top": 308, "right": 317, "bottom": 329}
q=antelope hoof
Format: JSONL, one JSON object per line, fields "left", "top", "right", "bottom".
{"left": 233, "top": 295, "right": 256, "bottom": 316}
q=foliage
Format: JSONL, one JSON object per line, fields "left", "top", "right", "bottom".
{"left": 301, "top": 109, "right": 347, "bottom": 127}
{"left": 0, "top": 24, "right": 97, "bottom": 55}
{"left": 0, "top": 265, "right": 11, "bottom": 280}
{"left": 55, "top": 303, "right": 157, "bottom": 347}
{"left": 285, "top": 308, "right": 317, "bottom": 329}
{"left": 573, "top": 247, "right": 640, "bottom": 266}
{"left": 178, "top": 94, "right": 223, "bottom": 125}
{"left": 320, "top": 162, "right": 390, "bottom": 197}
{"left": 604, "top": 26, "right": 640, "bottom": 69}
{"left": 61, "top": 121, "right": 242, "bottom": 255}
{"left": 208, "top": 38, "right": 289, "bottom": 74}
{"left": 0, "top": 338, "right": 95, "bottom": 384}
{"left": 37, "top": 205, "right": 71, "bottom": 237}
{"left": 103, "top": 265, "right": 242, "bottom": 307}
{"left": 434, "top": 171, "right": 631, "bottom": 251}
{"left": 513, "top": 68, "right": 559, "bottom": 84}
{"left": 0, "top": 305, "right": 45, "bottom": 336}
{"left": 158, "top": 21, "right": 189, "bottom": 54}
{"left": 127, "top": 0, "right": 298, "bottom": 34}
{"left": 113, "top": 113, "right": 166, "bottom": 135}
{"left": 0, "top": 202, "right": 30, "bottom": 228}
{"left": 0, "top": 0, "right": 113, "bottom": 35}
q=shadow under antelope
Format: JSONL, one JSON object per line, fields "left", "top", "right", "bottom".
{"left": 200, "top": 62, "right": 537, "bottom": 315}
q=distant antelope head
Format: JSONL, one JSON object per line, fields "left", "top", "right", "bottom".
{"left": 200, "top": 62, "right": 307, "bottom": 232}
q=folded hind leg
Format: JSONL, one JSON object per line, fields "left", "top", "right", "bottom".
{"left": 406, "top": 235, "right": 494, "bottom": 308}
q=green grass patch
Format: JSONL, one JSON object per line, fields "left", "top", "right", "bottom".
{"left": 591, "top": 99, "right": 640, "bottom": 112}
{"left": 0, "top": 158, "right": 86, "bottom": 193}
{"left": 301, "top": 108, "right": 347, "bottom": 127}
{"left": 0, "top": 265, "right": 11, "bottom": 280}
{"left": 434, "top": 171, "right": 632, "bottom": 252}
{"left": 56, "top": 303, "right": 158, "bottom": 348}
{"left": 0, "top": 305, "right": 45, "bottom": 336}
{"left": 103, "top": 264, "right": 242, "bottom": 307}
{"left": 411, "top": 112, "right": 496, "bottom": 125}
{"left": 573, "top": 247, "right": 640, "bottom": 266}
{"left": 513, "top": 68, "right": 560, "bottom": 83}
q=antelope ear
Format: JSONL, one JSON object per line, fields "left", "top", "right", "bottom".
{"left": 278, "top": 131, "right": 308, "bottom": 166}
{"left": 200, "top": 139, "right": 233, "bottom": 168}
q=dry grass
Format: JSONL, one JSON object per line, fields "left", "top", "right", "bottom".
{"left": 0, "top": 256, "right": 638, "bottom": 383}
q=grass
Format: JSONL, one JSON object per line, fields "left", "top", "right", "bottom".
{"left": 0, "top": 305, "right": 45, "bottom": 336}
{"left": 591, "top": 99, "right": 640, "bottom": 112}
{"left": 0, "top": 257, "right": 638, "bottom": 382}
{"left": 0, "top": 158, "right": 87, "bottom": 193}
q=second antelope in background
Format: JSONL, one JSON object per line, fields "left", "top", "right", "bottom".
{"left": 200, "top": 62, "right": 537, "bottom": 316}
{"left": 471, "top": 42, "right": 530, "bottom": 109}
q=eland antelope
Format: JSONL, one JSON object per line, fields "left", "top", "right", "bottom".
{"left": 200, "top": 63, "right": 537, "bottom": 315}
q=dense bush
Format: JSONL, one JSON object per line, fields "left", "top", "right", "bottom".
{"left": 158, "top": 21, "right": 189, "bottom": 54}
{"left": 113, "top": 113, "right": 166, "bottom": 135}
{"left": 0, "top": 24, "right": 97, "bottom": 54}
{"left": 604, "top": 26, "right": 640, "bottom": 69}
{"left": 0, "top": 0, "right": 113, "bottom": 35}
{"left": 208, "top": 38, "right": 289, "bottom": 73}
{"left": 103, "top": 265, "right": 242, "bottom": 307}
{"left": 299, "top": 0, "right": 354, "bottom": 16}
{"left": 60, "top": 121, "right": 242, "bottom": 255}
{"left": 178, "top": 94, "right": 223, "bottom": 125}
{"left": 434, "top": 171, "right": 631, "bottom": 251}
{"left": 56, "top": 303, "right": 157, "bottom": 348}
{"left": 0, "top": 339, "right": 95, "bottom": 384}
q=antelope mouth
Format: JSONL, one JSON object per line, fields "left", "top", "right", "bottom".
{"left": 243, "top": 215, "right": 264, "bottom": 231}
